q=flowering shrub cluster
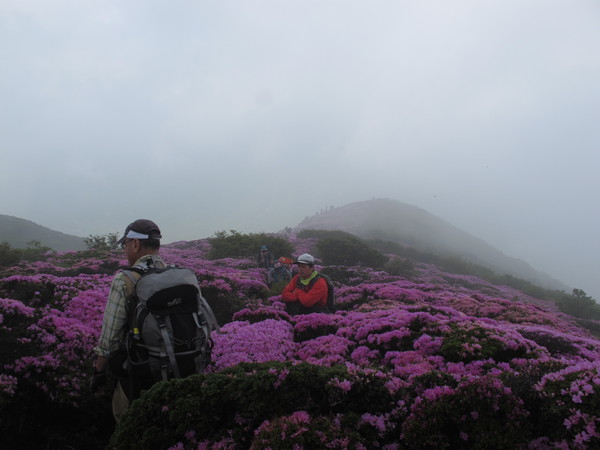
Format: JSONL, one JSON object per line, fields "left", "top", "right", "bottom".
{"left": 535, "top": 361, "right": 600, "bottom": 447}
{"left": 110, "top": 362, "right": 391, "bottom": 449}
{"left": 1, "top": 236, "right": 600, "bottom": 448}
{"left": 250, "top": 411, "right": 367, "bottom": 449}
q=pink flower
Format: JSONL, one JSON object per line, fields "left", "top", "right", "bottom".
{"left": 329, "top": 378, "right": 353, "bottom": 392}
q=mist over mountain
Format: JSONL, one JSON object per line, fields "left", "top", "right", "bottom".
{"left": 292, "top": 198, "right": 569, "bottom": 293}
{"left": 0, "top": 214, "right": 86, "bottom": 251}
{"left": 2, "top": 199, "right": 570, "bottom": 294}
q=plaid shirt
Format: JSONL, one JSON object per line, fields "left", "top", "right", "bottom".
{"left": 94, "top": 254, "right": 165, "bottom": 357}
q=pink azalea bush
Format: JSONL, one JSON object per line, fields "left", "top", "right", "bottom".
{"left": 250, "top": 411, "right": 367, "bottom": 449}
{"left": 535, "top": 361, "right": 600, "bottom": 448}
{"left": 1, "top": 235, "right": 600, "bottom": 448}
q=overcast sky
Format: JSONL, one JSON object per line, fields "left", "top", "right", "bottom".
{"left": 1, "top": 1, "right": 599, "bottom": 299}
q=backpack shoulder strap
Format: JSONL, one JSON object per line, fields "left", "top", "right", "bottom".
{"left": 198, "top": 289, "right": 221, "bottom": 333}
{"left": 120, "top": 268, "right": 145, "bottom": 325}
{"left": 308, "top": 273, "right": 323, "bottom": 288}
{"left": 121, "top": 269, "right": 142, "bottom": 293}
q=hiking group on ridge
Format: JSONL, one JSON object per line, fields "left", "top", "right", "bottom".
{"left": 91, "top": 219, "right": 333, "bottom": 423}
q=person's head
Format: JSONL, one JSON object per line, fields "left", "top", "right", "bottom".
{"left": 294, "top": 253, "right": 315, "bottom": 279}
{"left": 117, "top": 219, "right": 162, "bottom": 265}
{"left": 278, "top": 256, "right": 292, "bottom": 269}
{"left": 260, "top": 244, "right": 269, "bottom": 253}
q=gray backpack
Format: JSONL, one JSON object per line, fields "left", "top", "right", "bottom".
{"left": 123, "top": 266, "right": 219, "bottom": 389}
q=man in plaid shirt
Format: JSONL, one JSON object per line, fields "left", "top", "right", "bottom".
{"left": 91, "top": 219, "right": 165, "bottom": 422}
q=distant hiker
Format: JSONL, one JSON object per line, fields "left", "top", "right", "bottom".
{"left": 256, "top": 244, "right": 275, "bottom": 270}
{"left": 281, "top": 253, "right": 333, "bottom": 315}
{"left": 267, "top": 258, "right": 292, "bottom": 287}
{"left": 90, "top": 219, "right": 218, "bottom": 422}
{"left": 278, "top": 256, "right": 294, "bottom": 271}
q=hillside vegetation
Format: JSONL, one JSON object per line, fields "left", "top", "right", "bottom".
{"left": 1, "top": 231, "right": 599, "bottom": 449}
{"left": 0, "top": 214, "right": 87, "bottom": 251}
{"left": 294, "top": 199, "right": 569, "bottom": 292}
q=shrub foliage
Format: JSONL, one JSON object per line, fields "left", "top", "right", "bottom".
{"left": 207, "top": 230, "right": 294, "bottom": 261}
{"left": 1, "top": 233, "right": 600, "bottom": 449}
{"left": 0, "top": 240, "right": 52, "bottom": 266}
{"left": 110, "top": 362, "right": 389, "bottom": 449}
{"left": 558, "top": 288, "right": 600, "bottom": 320}
{"left": 298, "top": 229, "right": 388, "bottom": 268}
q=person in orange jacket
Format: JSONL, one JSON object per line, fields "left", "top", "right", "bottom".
{"left": 281, "top": 253, "right": 329, "bottom": 315}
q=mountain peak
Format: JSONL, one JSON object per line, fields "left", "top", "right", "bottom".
{"left": 293, "top": 198, "right": 568, "bottom": 292}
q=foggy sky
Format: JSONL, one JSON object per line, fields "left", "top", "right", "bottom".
{"left": 1, "top": 1, "right": 600, "bottom": 299}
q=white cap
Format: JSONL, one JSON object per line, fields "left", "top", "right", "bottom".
{"left": 295, "top": 253, "right": 315, "bottom": 265}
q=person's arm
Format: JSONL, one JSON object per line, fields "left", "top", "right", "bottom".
{"left": 90, "top": 275, "right": 129, "bottom": 391}
{"left": 296, "top": 277, "right": 328, "bottom": 308}
{"left": 94, "top": 355, "right": 108, "bottom": 372}
{"left": 281, "top": 275, "right": 299, "bottom": 302}
{"left": 95, "top": 276, "right": 129, "bottom": 358}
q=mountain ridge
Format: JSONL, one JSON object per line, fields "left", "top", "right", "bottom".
{"left": 0, "top": 214, "right": 87, "bottom": 251}
{"left": 291, "top": 198, "right": 569, "bottom": 292}
{"left": 2, "top": 199, "right": 569, "bottom": 293}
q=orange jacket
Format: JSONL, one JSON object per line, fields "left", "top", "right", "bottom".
{"left": 281, "top": 273, "right": 328, "bottom": 310}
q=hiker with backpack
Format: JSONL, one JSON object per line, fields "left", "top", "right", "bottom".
{"left": 256, "top": 244, "right": 275, "bottom": 270}
{"left": 90, "top": 219, "right": 218, "bottom": 422}
{"left": 281, "top": 253, "right": 334, "bottom": 315}
{"left": 267, "top": 257, "right": 293, "bottom": 287}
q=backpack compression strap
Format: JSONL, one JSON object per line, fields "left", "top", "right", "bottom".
{"left": 156, "top": 315, "right": 181, "bottom": 379}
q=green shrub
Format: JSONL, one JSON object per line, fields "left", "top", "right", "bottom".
{"left": 207, "top": 230, "right": 294, "bottom": 261}
{"left": 250, "top": 412, "right": 366, "bottom": 449}
{"left": 0, "top": 241, "right": 21, "bottom": 266}
{"left": 440, "top": 324, "right": 534, "bottom": 363}
{"left": 292, "top": 316, "right": 339, "bottom": 342}
{"left": 110, "top": 362, "right": 398, "bottom": 450}
{"left": 535, "top": 362, "right": 600, "bottom": 448}
{"left": 298, "top": 229, "right": 389, "bottom": 269}
{"left": 410, "top": 371, "right": 459, "bottom": 395}
{"left": 401, "top": 376, "right": 531, "bottom": 449}
{"left": 232, "top": 306, "right": 291, "bottom": 324}
{"left": 0, "top": 241, "right": 51, "bottom": 266}
{"left": 438, "top": 255, "right": 496, "bottom": 280}
{"left": 199, "top": 275, "right": 268, "bottom": 325}
{"left": 0, "top": 279, "right": 55, "bottom": 306}
{"left": 296, "top": 229, "right": 351, "bottom": 240}
{"left": 309, "top": 231, "right": 387, "bottom": 269}
{"left": 518, "top": 330, "right": 579, "bottom": 357}
{"left": 574, "top": 318, "right": 600, "bottom": 337}
{"left": 85, "top": 233, "right": 119, "bottom": 251}
{"left": 558, "top": 289, "right": 600, "bottom": 320}
{"left": 384, "top": 257, "right": 415, "bottom": 276}
{"left": 266, "top": 278, "right": 289, "bottom": 296}
{"left": 320, "top": 266, "right": 373, "bottom": 285}
{"left": 500, "top": 360, "right": 568, "bottom": 441}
